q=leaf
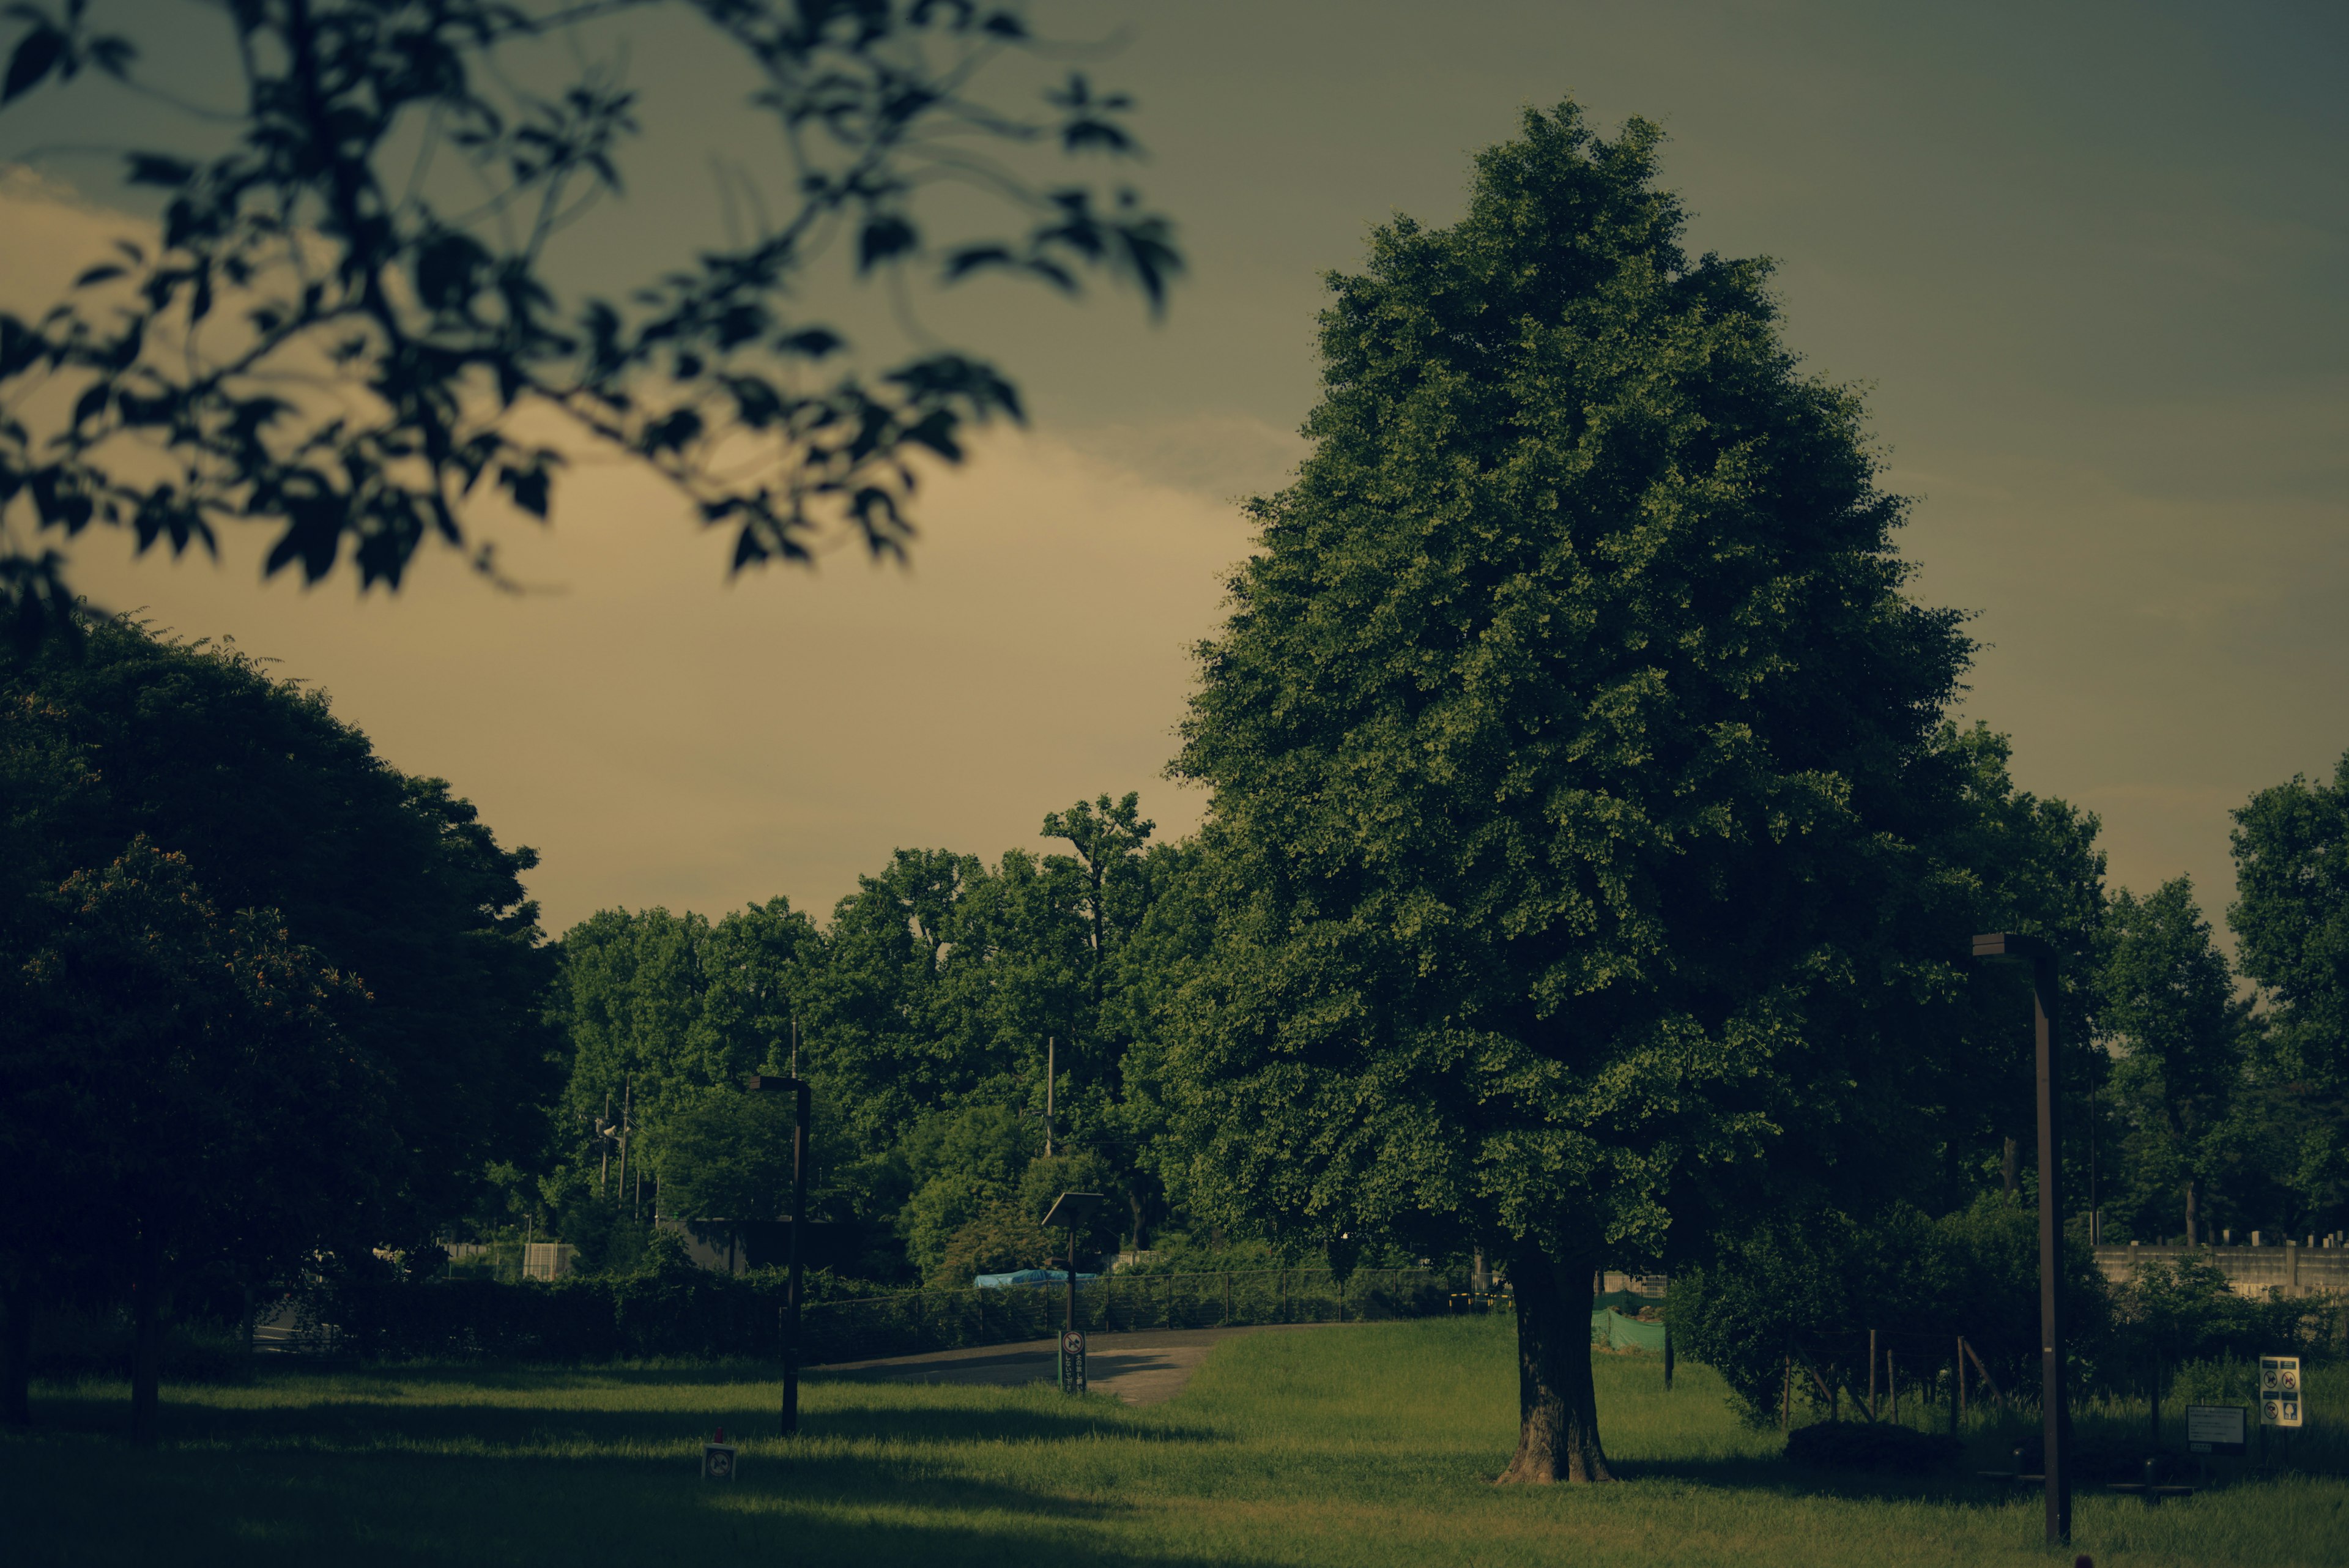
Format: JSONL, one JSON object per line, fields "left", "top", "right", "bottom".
{"left": 777, "top": 327, "right": 844, "bottom": 359}
{"left": 858, "top": 214, "right": 919, "bottom": 273}
{"left": 497, "top": 462, "right": 551, "bottom": 519}
{"left": 125, "top": 153, "right": 195, "bottom": 188}
{"left": 69, "top": 380, "right": 109, "bottom": 428}
{"left": 415, "top": 231, "right": 488, "bottom": 314}
{"left": 2, "top": 23, "right": 64, "bottom": 105}
{"left": 943, "top": 244, "right": 1012, "bottom": 283}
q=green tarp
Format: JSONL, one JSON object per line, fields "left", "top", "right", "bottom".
{"left": 1590, "top": 1306, "right": 1666, "bottom": 1353}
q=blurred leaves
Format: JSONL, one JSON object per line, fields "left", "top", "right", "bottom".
{"left": 0, "top": 1, "right": 1182, "bottom": 643}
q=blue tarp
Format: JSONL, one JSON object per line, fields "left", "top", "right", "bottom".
{"left": 974, "top": 1268, "right": 1100, "bottom": 1289}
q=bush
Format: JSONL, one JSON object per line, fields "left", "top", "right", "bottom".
{"left": 1785, "top": 1421, "right": 1961, "bottom": 1474}
{"left": 1673, "top": 1194, "right": 2109, "bottom": 1423}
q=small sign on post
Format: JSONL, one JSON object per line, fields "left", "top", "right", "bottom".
{"left": 703, "top": 1425, "right": 740, "bottom": 1481}
{"left": 1060, "top": 1328, "right": 1088, "bottom": 1394}
{"left": 2184, "top": 1404, "right": 2247, "bottom": 1455}
{"left": 2261, "top": 1356, "right": 2304, "bottom": 1429}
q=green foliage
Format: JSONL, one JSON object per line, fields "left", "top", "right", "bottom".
{"left": 7, "top": 839, "right": 391, "bottom": 1299}
{"left": 2097, "top": 877, "right": 2252, "bottom": 1243}
{"left": 1164, "top": 99, "right": 1982, "bottom": 1284}
{"left": 544, "top": 789, "right": 1191, "bottom": 1281}
{"left": 897, "top": 1105, "right": 1040, "bottom": 1281}
{"left": 2229, "top": 751, "right": 2349, "bottom": 1232}
{"left": 2104, "top": 1254, "right": 2329, "bottom": 1385}
{"left": 931, "top": 1201, "right": 1056, "bottom": 1285}
{"left": 1, "top": 616, "right": 555, "bottom": 1291}
{"left": 1670, "top": 1194, "right": 2105, "bottom": 1422}
{"left": 656, "top": 1093, "right": 798, "bottom": 1224}
{"left": 0, "top": 1, "right": 1183, "bottom": 641}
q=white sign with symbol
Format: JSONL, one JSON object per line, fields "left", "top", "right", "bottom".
{"left": 2260, "top": 1356, "right": 2304, "bottom": 1428}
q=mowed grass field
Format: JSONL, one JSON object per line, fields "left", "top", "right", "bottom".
{"left": 3, "top": 1316, "right": 2343, "bottom": 1567}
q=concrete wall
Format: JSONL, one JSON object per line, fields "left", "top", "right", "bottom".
{"left": 2094, "top": 1242, "right": 2349, "bottom": 1298}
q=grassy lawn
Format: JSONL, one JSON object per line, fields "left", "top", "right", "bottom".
{"left": 3, "top": 1316, "right": 2342, "bottom": 1566}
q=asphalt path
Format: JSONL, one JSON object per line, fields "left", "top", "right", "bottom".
{"left": 811, "top": 1323, "right": 1346, "bottom": 1406}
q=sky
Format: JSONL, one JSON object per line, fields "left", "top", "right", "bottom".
{"left": 3, "top": 1, "right": 2344, "bottom": 938}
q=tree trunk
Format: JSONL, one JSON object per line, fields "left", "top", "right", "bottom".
{"left": 2183, "top": 1178, "right": 2200, "bottom": 1247}
{"left": 130, "top": 1224, "right": 165, "bottom": 1448}
{"left": 2001, "top": 1137, "right": 2019, "bottom": 1198}
{"left": 2, "top": 1280, "right": 32, "bottom": 1428}
{"left": 1497, "top": 1238, "right": 1612, "bottom": 1484}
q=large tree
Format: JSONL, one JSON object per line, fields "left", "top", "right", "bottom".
{"left": 0, "top": 613, "right": 556, "bottom": 1430}
{"left": 2099, "top": 877, "right": 2249, "bottom": 1245}
{"left": 2229, "top": 752, "right": 2349, "bottom": 1235}
{"left": 1165, "top": 103, "right": 1973, "bottom": 1482}
{"left": 4, "top": 841, "right": 390, "bottom": 1442}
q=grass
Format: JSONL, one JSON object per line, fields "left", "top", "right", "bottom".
{"left": 2, "top": 1316, "right": 2343, "bottom": 1567}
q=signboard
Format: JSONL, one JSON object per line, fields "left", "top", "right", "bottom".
{"left": 2260, "top": 1356, "right": 2304, "bottom": 1429}
{"left": 1058, "top": 1329, "right": 1088, "bottom": 1395}
{"left": 2184, "top": 1404, "right": 2247, "bottom": 1455}
{"left": 702, "top": 1442, "right": 739, "bottom": 1481}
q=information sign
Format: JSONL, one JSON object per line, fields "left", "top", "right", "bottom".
{"left": 702, "top": 1441, "right": 739, "bottom": 1480}
{"left": 1058, "top": 1329, "right": 1088, "bottom": 1394}
{"left": 2260, "top": 1356, "right": 2304, "bottom": 1429}
{"left": 2184, "top": 1404, "right": 2247, "bottom": 1455}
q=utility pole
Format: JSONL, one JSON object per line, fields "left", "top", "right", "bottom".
{"left": 1971, "top": 932, "right": 2072, "bottom": 1547}
{"left": 745, "top": 1072, "right": 812, "bottom": 1435}
{"left": 598, "top": 1090, "right": 612, "bottom": 1195}
{"left": 1045, "top": 1036, "right": 1055, "bottom": 1157}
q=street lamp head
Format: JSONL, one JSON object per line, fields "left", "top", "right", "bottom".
{"left": 1970, "top": 932, "right": 2056, "bottom": 964}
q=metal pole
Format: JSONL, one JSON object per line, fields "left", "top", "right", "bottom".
{"left": 2032, "top": 953, "right": 2072, "bottom": 1544}
{"left": 783, "top": 1078, "right": 809, "bottom": 1436}
{"left": 1045, "top": 1036, "right": 1055, "bottom": 1157}
{"left": 1063, "top": 1224, "right": 1079, "bottom": 1393}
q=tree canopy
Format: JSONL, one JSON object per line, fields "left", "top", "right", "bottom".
{"left": 0, "top": 613, "right": 554, "bottom": 1435}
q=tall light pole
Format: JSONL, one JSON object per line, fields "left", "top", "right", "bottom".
{"left": 1041, "top": 1191, "right": 1104, "bottom": 1394}
{"left": 745, "top": 1072, "right": 811, "bottom": 1436}
{"left": 1970, "top": 932, "right": 2071, "bottom": 1545}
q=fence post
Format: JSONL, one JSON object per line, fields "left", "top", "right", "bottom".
{"left": 1954, "top": 1336, "right": 1964, "bottom": 1432}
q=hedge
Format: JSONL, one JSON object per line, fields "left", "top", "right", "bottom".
{"left": 295, "top": 1266, "right": 1469, "bottom": 1364}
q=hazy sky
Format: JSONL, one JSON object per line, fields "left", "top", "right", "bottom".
{"left": 4, "top": 1, "right": 2343, "bottom": 937}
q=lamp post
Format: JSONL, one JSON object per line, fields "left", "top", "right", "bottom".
{"left": 744, "top": 1072, "right": 811, "bottom": 1436}
{"left": 1041, "top": 1191, "right": 1105, "bottom": 1394}
{"left": 1969, "top": 931, "right": 2071, "bottom": 1545}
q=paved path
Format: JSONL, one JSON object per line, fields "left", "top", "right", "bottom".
{"left": 812, "top": 1323, "right": 1341, "bottom": 1407}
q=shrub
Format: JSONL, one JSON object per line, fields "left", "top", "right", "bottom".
{"left": 1785, "top": 1421, "right": 1961, "bottom": 1473}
